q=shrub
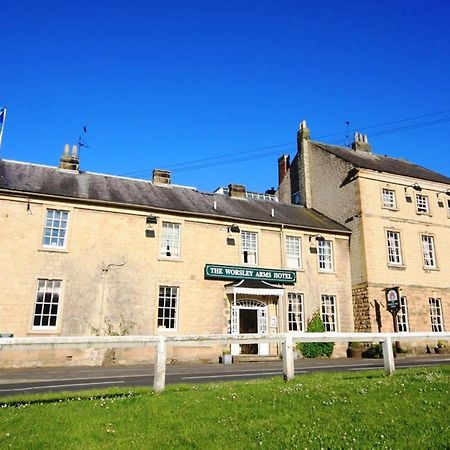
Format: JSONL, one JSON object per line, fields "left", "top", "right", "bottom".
{"left": 297, "top": 312, "right": 334, "bottom": 358}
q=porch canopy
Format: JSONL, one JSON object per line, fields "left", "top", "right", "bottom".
{"left": 225, "top": 279, "right": 285, "bottom": 296}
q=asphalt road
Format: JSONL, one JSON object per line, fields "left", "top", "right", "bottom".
{"left": 0, "top": 355, "right": 448, "bottom": 398}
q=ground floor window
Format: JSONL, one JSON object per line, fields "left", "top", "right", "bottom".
{"left": 158, "top": 286, "right": 178, "bottom": 329}
{"left": 429, "top": 298, "right": 444, "bottom": 332}
{"left": 321, "top": 295, "right": 337, "bottom": 332}
{"left": 288, "top": 293, "right": 304, "bottom": 331}
{"left": 396, "top": 296, "right": 409, "bottom": 332}
{"left": 33, "top": 279, "right": 61, "bottom": 328}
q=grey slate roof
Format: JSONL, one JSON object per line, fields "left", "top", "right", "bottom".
{"left": 0, "top": 159, "right": 349, "bottom": 234}
{"left": 311, "top": 141, "right": 450, "bottom": 185}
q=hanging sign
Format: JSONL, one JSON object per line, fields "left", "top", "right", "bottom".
{"left": 204, "top": 264, "right": 296, "bottom": 284}
{"left": 385, "top": 287, "right": 400, "bottom": 314}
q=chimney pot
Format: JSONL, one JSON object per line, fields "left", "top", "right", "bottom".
{"left": 59, "top": 143, "right": 80, "bottom": 172}
{"left": 297, "top": 119, "right": 310, "bottom": 141}
{"left": 351, "top": 133, "right": 372, "bottom": 153}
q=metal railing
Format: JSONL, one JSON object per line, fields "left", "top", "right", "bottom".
{"left": 1, "top": 332, "right": 449, "bottom": 392}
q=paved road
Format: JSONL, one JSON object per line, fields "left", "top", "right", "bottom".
{"left": 0, "top": 355, "right": 448, "bottom": 398}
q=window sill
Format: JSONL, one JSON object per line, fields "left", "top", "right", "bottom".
{"left": 416, "top": 212, "right": 432, "bottom": 217}
{"left": 158, "top": 256, "right": 183, "bottom": 262}
{"left": 39, "top": 247, "right": 69, "bottom": 253}
{"left": 423, "top": 266, "right": 439, "bottom": 272}
{"left": 29, "top": 328, "right": 60, "bottom": 334}
{"left": 382, "top": 206, "right": 399, "bottom": 211}
{"left": 387, "top": 264, "right": 406, "bottom": 270}
{"left": 157, "top": 328, "right": 178, "bottom": 333}
{"left": 318, "top": 270, "right": 335, "bottom": 274}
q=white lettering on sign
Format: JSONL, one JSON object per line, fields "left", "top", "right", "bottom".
{"left": 255, "top": 271, "right": 271, "bottom": 278}
{"left": 273, "top": 272, "right": 293, "bottom": 280}
{"left": 204, "top": 264, "right": 296, "bottom": 284}
{"left": 224, "top": 268, "right": 254, "bottom": 277}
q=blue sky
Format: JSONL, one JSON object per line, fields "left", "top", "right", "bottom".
{"left": 2, "top": 0, "right": 450, "bottom": 192}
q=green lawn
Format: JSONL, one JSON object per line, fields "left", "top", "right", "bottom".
{"left": 0, "top": 366, "right": 449, "bottom": 449}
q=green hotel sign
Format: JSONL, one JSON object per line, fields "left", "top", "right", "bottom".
{"left": 204, "top": 264, "right": 296, "bottom": 284}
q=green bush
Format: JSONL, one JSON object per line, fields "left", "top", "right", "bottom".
{"left": 297, "top": 312, "right": 334, "bottom": 358}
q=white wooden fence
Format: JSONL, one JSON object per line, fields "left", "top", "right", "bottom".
{"left": 1, "top": 332, "right": 449, "bottom": 392}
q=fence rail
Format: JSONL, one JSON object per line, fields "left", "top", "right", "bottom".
{"left": 1, "top": 332, "right": 449, "bottom": 392}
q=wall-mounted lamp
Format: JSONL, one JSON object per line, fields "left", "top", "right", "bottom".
{"left": 404, "top": 183, "right": 421, "bottom": 203}
{"left": 228, "top": 224, "right": 240, "bottom": 233}
{"left": 146, "top": 215, "right": 158, "bottom": 225}
{"left": 226, "top": 224, "right": 240, "bottom": 246}
{"left": 308, "top": 234, "right": 325, "bottom": 243}
{"left": 308, "top": 234, "right": 324, "bottom": 253}
{"left": 145, "top": 215, "right": 158, "bottom": 238}
{"left": 404, "top": 183, "right": 422, "bottom": 193}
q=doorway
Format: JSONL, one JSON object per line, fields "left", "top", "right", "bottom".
{"left": 230, "top": 299, "right": 269, "bottom": 356}
{"left": 239, "top": 309, "right": 258, "bottom": 354}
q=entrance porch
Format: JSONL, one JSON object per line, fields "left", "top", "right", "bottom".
{"left": 225, "top": 279, "right": 285, "bottom": 357}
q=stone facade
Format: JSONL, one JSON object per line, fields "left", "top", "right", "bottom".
{"left": 0, "top": 157, "right": 354, "bottom": 367}
{"left": 278, "top": 123, "right": 450, "bottom": 350}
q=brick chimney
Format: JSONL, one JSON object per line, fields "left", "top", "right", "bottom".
{"left": 152, "top": 169, "right": 171, "bottom": 185}
{"left": 278, "top": 154, "right": 290, "bottom": 184}
{"left": 228, "top": 183, "right": 246, "bottom": 198}
{"left": 59, "top": 144, "right": 80, "bottom": 171}
{"left": 351, "top": 132, "right": 372, "bottom": 153}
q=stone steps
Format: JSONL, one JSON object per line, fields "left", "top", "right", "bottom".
{"left": 232, "top": 355, "right": 282, "bottom": 363}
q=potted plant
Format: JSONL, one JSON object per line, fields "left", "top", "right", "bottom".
{"left": 346, "top": 342, "right": 364, "bottom": 358}
{"left": 222, "top": 350, "right": 233, "bottom": 364}
{"left": 435, "top": 340, "right": 448, "bottom": 355}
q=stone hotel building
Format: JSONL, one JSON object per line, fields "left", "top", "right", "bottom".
{"left": 0, "top": 145, "right": 353, "bottom": 366}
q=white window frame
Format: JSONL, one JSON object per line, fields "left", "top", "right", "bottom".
{"left": 157, "top": 286, "right": 179, "bottom": 330}
{"left": 285, "top": 236, "right": 302, "bottom": 269}
{"left": 287, "top": 293, "right": 304, "bottom": 331}
{"left": 32, "top": 279, "right": 62, "bottom": 330}
{"left": 318, "top": 240, "right": 333, "bottom": 272}
{"left": 321, "top": 294, "right": 337, "bottom": 332}
{"left": 421, "top": 235, "right": 437, "bottom": 269}
{"left": 241, "top": 231, "right": 258, "bottom": 265}
{"left": 386, "top": 230, "right": 403, "bottom": 266}
{"left": 382, "top": 188, "right": 397, "bottom": 209}
{"left": 42, "top": 209, "right": 69, "bottom": 249}
{"left": 416, "top": 194, "right": 429, "bottom": 214}
{"left": 396, "top": 296, "right": 409, "bottom": 332}
{"left": 429, "top": 298, "right": 444, "bottom": 332}
{"left": 160, "top": 222, "right": 181, "bottom": 259}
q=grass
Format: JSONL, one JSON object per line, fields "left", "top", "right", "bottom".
{"left": 0, "top": 366, "right": 449, "bottom": 449}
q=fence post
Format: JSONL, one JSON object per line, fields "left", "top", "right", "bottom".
{"left": 153, "top": 335, "right": 167, "bottom": 392}
{"left": 382, "top": 336, "right": 395, "bottom": 376}
{"left": 282, "top": 333, "right": 295, "bottom": 381}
